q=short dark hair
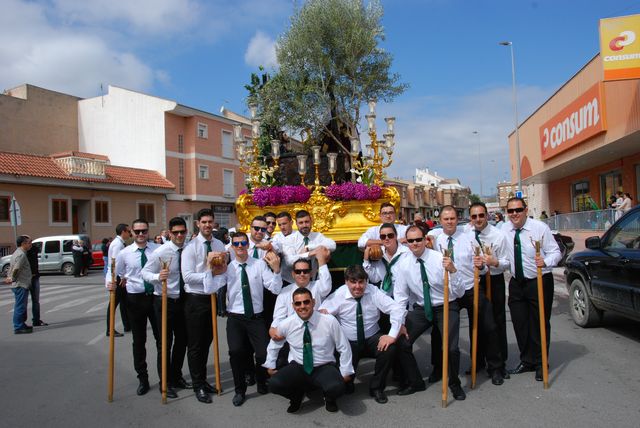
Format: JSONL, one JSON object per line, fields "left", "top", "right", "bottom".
{"left": 115, "top": 223, "right": 129, "bottom": 235}
{"left": 292, "top": 287, "right": 312, "bottom": 300}
{"left": 506, "top": 197, "right": 527, "bottom": 208}
{"left": 469, "top": 202, "right": 488, "bottom": 213}
{"left": 276, "top": 211, "right": 292, "bottom": 220}
{"left": 379, "top": 222, "right": 397, "bottom": 234}
{"left": 296, "top": 210, "right": 311, "bottom": 220}
{"left": 344, "top": 265, "right": 368, "bottom": 282}
{"left": 380, "top": 202, "right": 395, "bottom": 212}
{"left": 263, "top": 212, "right": 276, "bottom": 219}
{"left": 405, "top": 225, "right": 425, "bottom": 237}
{"left": 169, "top": 217, "right": 187, "bottom": 230}
{"left": 232, "top": 231, "right": 249, "bottom": 242}
{"left": 16, "top": 235, "right": 30, "bottom": 247}
{"left": 132, "top": 218, "right": 149, "bottom": 227}
{"left": 252, "top": 215, "right": 267, "bottom": 224}
{"left": 293, "top": 258, "right": 312, "bottom": 271}
{"left": 196, "top": 208, "right": 214, "bottom": 220}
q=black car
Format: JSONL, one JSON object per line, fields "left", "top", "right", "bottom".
{"left": 564, "top": 205, "right": 640, "bottom": 327}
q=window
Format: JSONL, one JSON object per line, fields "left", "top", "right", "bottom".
{"left": 138, "top": 203, "right": 155, "bottom": 224}
{"left": 600, "top": 171, "right": 622, "bottom": 209}
{"left": 44, "top": 240, "right": 60, "bottom": 254}
{"left": 94, "top": 200, "right": 109, "bottom": 223}
{"left": 0, "top": 196, "right": 9, "bottom": 221}
{"left": 604, "top": 211, "right": 640, "bottom": 250}
{"left": 222, "top": 131, "right": 233, "bottom": 158}
{"left": 52, "top": 199, "right": 68, "bottom": 223}
{"left": 199, "top": 165, "right": 209, "bottom": 180}
{"left": 572, "top": 181, "right": 592, "bottom": 211}
{"left": 178, "top": 134, "right": 184, "bottom": 153}
{"left": 197, "top": 122, "right": 208, "bottom": 139}
{"left": 178, "top": 159, "right": 185, "bottom": 194}
{"left": 223, "top": 170, "right": 234, "bottom": 197}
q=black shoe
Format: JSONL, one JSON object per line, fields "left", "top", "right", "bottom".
{"left": 535, "top": 367, "right": 543, "bottom": 382}
{"left": 509, "top": 362, "right": 536, "bottom": 375}
{"left": 428, "top": 369, "right": 442, "bottom": 383}
{"left": 257, "top": 383, "right": 268, "bottom": 395}
{"left": 491, "top": 370, "right": 504, "bottom": 386}
{"left": 397, "top": 383, "right": 426, "bottom": 396}
{"left": 370, "top": 389, "right": 388, "bottom": 404}
{"left": 160, "top": 386, "right": 178, "bottom": 399}
{"left": 245, "top": 372, "right": 256, "bottom": 386}
{"left": 174, "top": 377, "right": 192, "bottom": 390}
{"left": 232, "top": 393, "right": 246, "bottom": 407}
{"left": 195, "top": 388, "right": 212, "bottom": 403}
{"left": 325, "top": 398, "right": 338, "bottom": 413}
{"left": 345, "top": 381, "right": 355, "bottom": 395}
{"left": 137, "top": 379, "right": 150, "bottom": 396}
{"left": 287, "top": 395, "right": 303, "bottom": 413}
{"left": 203, "top": 381, "right": 217, "bottom": 394}
{"left": 450, "top": 384, "right": 466, "bottom": 401}
{"left": 501, "top": 367, "right": 511, "bottom": 379}
{"left": 33, "top": 320, "right": 48, "bottom": 327}
{"left": 14, "top": 327, "right": 33, "bottom": 334}
{"left": 106, "top": 330, "right": 124, "bottom": 337}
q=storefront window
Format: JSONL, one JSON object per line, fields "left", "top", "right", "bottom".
{"left": 572, "top": 181, "right": 593, "bottom": 211}
{"left": 600, "top": 171, "right": 623, "bottom": 209}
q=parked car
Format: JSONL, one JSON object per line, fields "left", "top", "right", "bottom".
{"left": 1, "top": 234, "right": 90, "bottom": 277}
{"left": 564, "top": 205, "right": 640, "bottom": 327}
{"left": 91, "top": 242, "right": 105, "bottom": 269}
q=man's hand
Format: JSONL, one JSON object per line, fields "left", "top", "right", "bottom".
{"left": 482, "top": 254, "right": 499, "bottom": 268}
{"left": 399, "top": 324, "right": 409, "bottom": 340}
{"left": 318, "top": 308, "right": 330, "bottom": 315}
{"left": 264, "top": 251, "right": 281, "bottom": 274}
{"left": 269, "top": 327, "right": 284, "bottom": 341}
{"left": 377, "top": 335, "right": 396, "bottom": 351}
{"left": 267, "top": 368, "right": 277, "bottom": 377}
{"left": 443, "top": 257, "right": 457, "bottom": 273}
{"left": 473, "top": 255, "right": 485, "bottom": 269}
{"left": 256, "top": 241, "right": 273, "bottom": 252}
{"left": 158, "top": 268, "right": 170, "bottom": 282}
{"left": 4, "top": 277, "right": 12, "bottom": 284}
{"left": 314, "top": 246, "right": 330, "bottom": 265}
{"left": 106, "top": 281, "right": 116, "bottom": 291}
{"left": 534, "top": 255, "right": 546, "bottom": 268}
{"left": 342, "top": 375, "right": 352, "bottom": 383}
{"left": 119, "top": 278, "right": 127, "bottom": 288}
{"left": 425, "top": 235, "right": 436, "bottom": 249}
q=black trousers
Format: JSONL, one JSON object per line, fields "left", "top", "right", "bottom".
{"left": 153, "top": 296, "right": 188, "bottom": 386}
{"left": 184, "top": 293, "right": 212, "bottom": 389}
{"left": 269, "top": 362, "right": 345, "bottom": 402}
{"left": 106, "top": 282, "right": 130, "bottom": 333}
{"left": 349, "top": 331, "right": 396, "bottom": 391}
{"left": 480, "top": 273, "right": 508, "bottom": 366}
{"left": 397, "top": 302, "right": 461, "bottom": 387}
{"left": 508, "top": 273, "right": 554, "bottom": 367}
{"left": 226, "top": 313, "right": 269, "bottom": 393}
{"left": 126, "top": 292, "right": 160, "bottom": 380}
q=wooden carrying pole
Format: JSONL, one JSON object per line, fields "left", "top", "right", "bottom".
{"left": 441, "top": 249, "right": 450, "bottom": 408}
{"left": 107, "top": 258, "right": 117, "bottom": 402}
{"left": 471, "top": 247, "right": 480, "bottom": 389}
{"left": 535, "top": 241, "right": 550, "bottom": 389}
{"left": 211, "top": 294, "right": 222, "bottom": 395}
{"left": 161, "top": 260, "right": 169, "bottom": 404}
{"left": 483, "top": 245, "right": 492, "bottom": 301}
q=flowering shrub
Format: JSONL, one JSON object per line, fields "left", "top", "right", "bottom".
{"left": 251, "top": 185, "right": 311, "bottom": 207}
{"left": 325, "top": 182, "right": 382, "bottom": 201}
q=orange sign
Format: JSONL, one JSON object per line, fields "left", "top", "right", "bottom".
{"left": 539, "top": 83, "right": 606, "bottom": 161}
{"left": 600, "top": 14, "right": 640, "bottom": 81}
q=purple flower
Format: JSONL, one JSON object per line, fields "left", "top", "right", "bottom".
{"left": 324, "top": 183, "right": 382, "bottom": 201}
{"left": 251, "top": 185, "right": 311, "bottom": 207}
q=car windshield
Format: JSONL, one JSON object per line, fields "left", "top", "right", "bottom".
{"left": 605, "top": 211, "right": 640, "bottom": 249}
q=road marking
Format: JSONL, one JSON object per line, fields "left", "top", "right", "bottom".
{"left": 0, "top": 286, "right": 101, "bottom": 308}
{"left": 87, "top": 322, "right": 123, "bottom": 345}
{"left": 46, "top": 295, "right": 104, "bottom": 313}
{"left": 85, "top": 301, "right": 109, "bottom": 313}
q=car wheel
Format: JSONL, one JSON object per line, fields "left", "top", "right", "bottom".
{"left": 1, "top": 264, "right": 9, "bottom": 277}
{"left": 569, "top": 278, "right": 602, "bottom": 327}
{"left": 62, "top": 262, "right": 75, "bottom": 276}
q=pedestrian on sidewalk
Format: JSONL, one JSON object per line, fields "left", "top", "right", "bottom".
{"left": 26, "top": 238, "right": 47, "bottom": 327}
{"left": 4, "top": 235, "right": 34, "bottom": 334}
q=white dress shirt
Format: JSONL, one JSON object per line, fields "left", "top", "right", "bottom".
{"left": 204, "top": 256, "right": 282, "bottom": 315}
{"left": 271, "top": 232, "right": 293, "bottom": 283}
{"left": 393, "top": 248, "right": 465, "bottom": 309}
{"left": 471, "top": 224, "right": 510, "bottom": 275}
{"left": 271, "top": 265, "right": 332, "bottom": 328}
{"left": 502, "top": 218, "right": 561, "bottom": 278}
{"left": 357, "top": 223, "right": 408, "bottom": 250}
{"left": 181, "top": 233, "right": 226, "bottom": 295}
{"left": 264, "top": 311, "right": 354, "bottom": 377}
{"left": 320, "top": 283, "right": 407, "bottom": 340}
{"left": 112, "top": 243, "right": 160, "bottom": 294}
{"left": 104, "top": 236, "right": 126, "bottom": 286}
{"left": 141, "top": 241, "right": 185, "bottom": 299}
{"left": 435, "top": 228, "right": 487, "bottom": 292}
{"left": 282, "top": 231, "right": 336, "bottom": 278}
{"left": 362, "top": 245, "right": 410, "bottom": 296}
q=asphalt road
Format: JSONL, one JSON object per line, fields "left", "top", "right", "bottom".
{"left": 1, "top": 270, "right": 639, "bottom": 428}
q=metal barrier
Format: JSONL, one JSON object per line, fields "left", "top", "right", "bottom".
{"left": 541, "top": 209, "right": 617, "bottom": 231}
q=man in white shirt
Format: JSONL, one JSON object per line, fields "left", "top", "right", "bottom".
{"left": 503, "top": 197, "right": 561, "bottom": 382}
{"left": 320, "top": 265, "right": 406, "bottom": 404}
{"left": 265, "top": 287, "right": 353, "bottom": 414}
{"left": 205, "top": 231, "right": 282, "bottom": 407}
{"left": 264, "top": 211, "right": 277, "bottom": 240}
{"left": 357, "top": 202, "right": 408, "bottom": 250}
{"left": 362, "top": 223, "right": 410, "bottom": 297}
{"left": 270, "top": 211, "right": 295, "bottom": 283}
{"left": 282, "top": 210, "right": 336, "bottom": 277}
{"left": 105, "top": 223, "right": 132, "bottom": 337}
{"left": 107, "top": 219, "right": 160, "bottom": 396}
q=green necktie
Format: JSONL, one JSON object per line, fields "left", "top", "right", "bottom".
{"left": 205, "top": 240, "right": 212, "bottom": 254}
{"left": 417, "top": 258, "right": 433, "bottom": 321}
{"left": 447, "top": 236, "right": 455, "bottom": 262}
{"left": 252, "top": 246, "right": 259, "bottom": 259}
{"left": 474, "top": 230, "right": 483, "bottom": 247}
{"left": 303, "top": 320, "right": 314, "bottom": 374}
{"left": 138, "top": 248, "right": 154, "bottom": 295}
{"left": 177, "top": 248, "right": 185, "bottom": 297}
{"left": 303, "top": 236, "right": 309, "bottom": 247}
{"left": 356, "top": 297, "right": 365, "bottom": 348}
{"left": 381, "top": 255, "right": 400, "bottom": 293}
{"left": 239, "top": 263, "right": 254, "bottom": 317}
{"left": 514, "top": 229, "right": 525, "bottom": 281}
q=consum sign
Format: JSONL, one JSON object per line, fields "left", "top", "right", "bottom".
{"left": 600, "top": 13, "right": 640, "bottom": 81}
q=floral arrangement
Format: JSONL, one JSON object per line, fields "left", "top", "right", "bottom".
{"left": 251, "top": 185, "right": 311, "bottom": 207}
{"left": 325, "top": 182, "right": 382, "bottom": 201}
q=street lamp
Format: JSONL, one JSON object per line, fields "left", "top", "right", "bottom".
{"left": 499, "top": 41, "right": 522, "bottom": 193}
{"left": 473, "top": 131, "right": 483, "bottom": 200}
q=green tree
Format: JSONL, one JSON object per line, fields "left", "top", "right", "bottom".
{"left": 469, "top": 194, "right": 482, "bottom": 204}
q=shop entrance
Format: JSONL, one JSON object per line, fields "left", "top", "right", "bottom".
{"left": 600, "top": 171, "right": 622, "bottom": 209}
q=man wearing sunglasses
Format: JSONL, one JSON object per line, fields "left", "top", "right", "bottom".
{"left": 469, "top": 202, "right": 511, "bottom": 379}
{"left": 181, "top": 208, "right": 227, "bottom": 403}
{"left": 358, "top": 202, "right": 408, "bottom": 251}
{"left": 141, "top": 217, "right": 191, "bottom": 399}
{"left": 319, "top": 265, "right": 406, "bottom": 404}
{"left": 393, "top": 225, "right": 466, "bottom": 399}
{"left": 265, "top": 287, "right": 353, "bottom": 413}
{"left": 105, "top": 223, "right": 133, "bottom": 338}
{"left": 503, "top": 197, "right": 560, "bottom": 382}
{"left": 107, "top": 218, "right": 161, "bottom": 397}
{"left": 282, "top": 210, "right": 336, "bottom": 277}
{"left": 363, "top": 223, "right": 410, "bottom": 297}
{"left": 264, "top": 212, "right": 277, "bottom": 239}
{"left": 205, "top": 232, "right": 282, "bottom": 407}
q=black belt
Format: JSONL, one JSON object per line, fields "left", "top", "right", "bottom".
{"left": 228, "top": 312, "right": 263, "bottom": 320}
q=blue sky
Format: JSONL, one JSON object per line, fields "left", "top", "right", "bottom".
{"left": 2, "top": 0, "right": 639, "bottom": 195}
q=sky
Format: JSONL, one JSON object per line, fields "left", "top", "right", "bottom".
{"left": 2, "top": 0, "right": 639, "bottom": 196}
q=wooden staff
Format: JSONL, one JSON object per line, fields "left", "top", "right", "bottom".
{"left": 160, "top": 259, "right": 170, "bottom": 404}
{"left": 441, "top": 248, "right": 450, "bottom": 408}
{"left": 471, "top": 246, "right": 480, "bottom": 389}
{"left": 535, "top": 240, "right": 550, "bottom": 389}
{"left": 483, "top": 245, "right": 492, "bottom": 302}
{"left": 210, "top": 293, "right": 222, "bottom": 395}
{"left": 107, "top": 257, "right": 116, "bottom": 402}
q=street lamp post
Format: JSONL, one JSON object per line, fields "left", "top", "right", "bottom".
{"left": 473, "top": 131, "right": 483, "bottom": 200}
{"left": 499, "top": 41, "right": 522, "bottom": 193}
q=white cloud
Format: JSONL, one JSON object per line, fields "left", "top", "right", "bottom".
{"left": 244, "top": 31, "right": 278, "bottom": 69}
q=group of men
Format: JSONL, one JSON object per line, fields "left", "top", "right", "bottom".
{"left": 104, "top": 196, "right": 560, "bottom": 414}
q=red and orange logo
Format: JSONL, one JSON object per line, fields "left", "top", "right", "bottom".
{"left": 609, "top": 30, "right": 636, "bottom": 51}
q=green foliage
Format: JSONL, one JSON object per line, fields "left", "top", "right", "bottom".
{"left": 469, "top": 194, "right": 482, "bottom": 204}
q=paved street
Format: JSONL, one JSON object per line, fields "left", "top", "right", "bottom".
{"left": 1, "top": 270, "right": 639, "bottom": 428}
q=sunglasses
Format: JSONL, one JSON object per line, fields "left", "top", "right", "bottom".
{"left": 379, "top": 233, "right": 395, "bottom": 240}
{"left": 132, "top": 229, "right": 148, "bottom": 235}
{"left": 232, "top": 241, "right": 249, "bottom": 247}
{"left": 380, "top": 211, "right": 395, "bottom": 216}
{"left": 406, "top": 237, "right": 424, "bottom": 244}
{"left": 252, "top": 226, "right": 268, "bottom": 233}
{"left": 266, "top": 221, "right": 276, "bottom": 226}
{"left": 470, "top": 213, "right": 486, "bottom": 219}
{"left": 293, "top": 299, "right": 312, "bottom": 307}
{"left": 171, "top": 230, "right": 187, "bottom": 235}
{"left": 294, "top": 268, "right": 312, "bottom": 275}
{"left": 507, "top": 207, "right": 525, "bottom": 214}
